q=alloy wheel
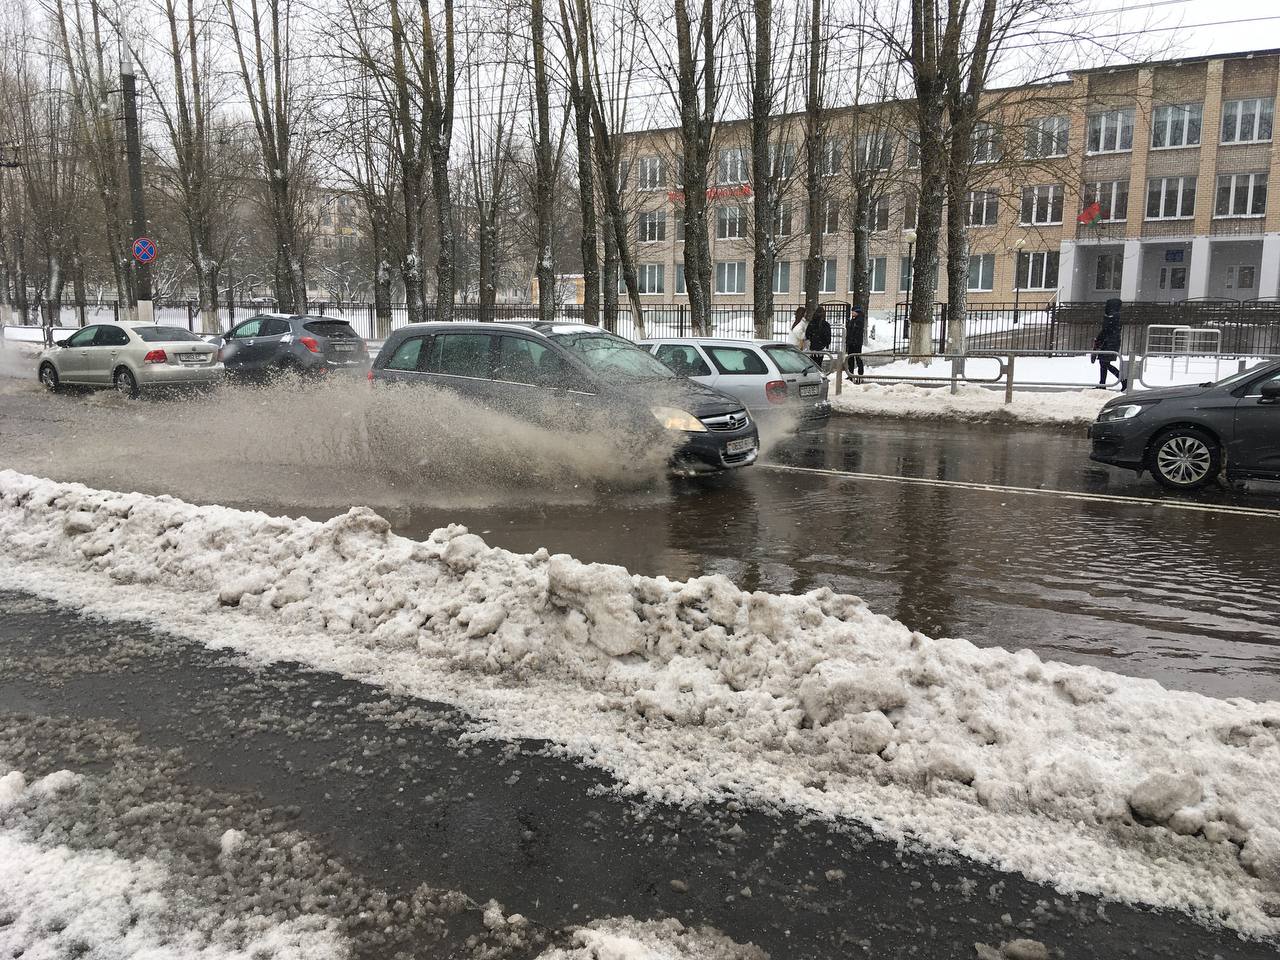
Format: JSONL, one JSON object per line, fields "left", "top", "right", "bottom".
{"left": 1156, "top": 435, "right": 1212, "bottom": 486}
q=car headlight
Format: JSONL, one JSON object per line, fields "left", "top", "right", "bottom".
{"left": 651, "top": 406, "right": 707, "bottom": 432}
{"left": 1098, "top": 403, "right": 1149, "bottom": 422}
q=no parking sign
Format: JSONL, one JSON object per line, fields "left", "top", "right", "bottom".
{"left": 131, "top": 237, "right": 157, "bottom": 264}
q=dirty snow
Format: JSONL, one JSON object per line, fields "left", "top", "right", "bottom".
{"left": 831, "top": 382, "right": 1111, "bottom": 426}
{"left": 0, "top": 767, "right": 350, "bottom": 960}
{"left": 2, "top": 470, "right": 1279, "bottom": 938}
{"left": 535, "top": 917, "right": 765, "bottom": 959}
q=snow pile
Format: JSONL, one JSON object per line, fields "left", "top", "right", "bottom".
{"left": 831, "top": 381, "right": 1110, "bottom": 426}
{"left": 536, "top": 917, "right": 766, "bottom": 959}
{"left": 2, "top": 470, "right": 1280, "bottom": 937}
{"left": 0, "top": 767, "right": 349, "bottom": 960}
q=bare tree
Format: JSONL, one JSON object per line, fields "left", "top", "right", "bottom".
{"left": 801, "top": 0, "right": 827, "bottom": 323}
{"left": 529, "top": 0, "right": 556, "bottom": 321}
{"left": 556, "top": 0, "right": 599, "bottom": 325}
{"left": 419, "top": 0, "right": 457, "bottom": 318}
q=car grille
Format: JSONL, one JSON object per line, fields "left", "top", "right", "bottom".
{"left": 702, "top": 410, "right": 750, "bottom": 432}
{"left": 722, "top": 448, "right": 755, "bottom": 465}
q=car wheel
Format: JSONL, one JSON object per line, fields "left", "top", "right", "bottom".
{"left": 39, "top": 363, "right": 60, "bottom": 393}
{"left": 1147, "top": 427, "right": 1221, "bottom": 491}
{"left": 114, "top": 366, "right": 140, "bottom": 399}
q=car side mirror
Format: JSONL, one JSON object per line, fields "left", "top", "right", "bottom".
{"left": 1261, "top": 382, "right": 1280, "bottom": 401}
{"left": 55, "top": 339, "right": 68, "bottom": 348}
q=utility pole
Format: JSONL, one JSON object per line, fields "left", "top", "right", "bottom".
{"left": 0, "top": 146, "right": 19, "bottom": 328}
{"left": 120, "top": 23, "right": 153, "bottom": 322}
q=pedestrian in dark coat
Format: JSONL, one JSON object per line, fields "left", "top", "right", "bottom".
{"left": 1093, "top": 298, "right": 1124, "bottom": 387}
{"left": 845, "top": 306, "right": 867, "bottom": 380}
{"left": 804, "top": 305, "right": 832, "bottom": 370}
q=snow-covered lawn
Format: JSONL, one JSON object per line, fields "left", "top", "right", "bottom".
{"left": 1, "top": 470, "right": 1279, "bottom": 938}
{"left": 831, "top": 382, "right": 1111, "bottom": 426}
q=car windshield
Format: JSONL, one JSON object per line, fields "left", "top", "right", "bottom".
{"left": 550, "top": 332, "right": 675, "bottom": 380}
{"left": 763, "top": 345, "right": 819, "bottom": 374}
{"left": 133, "top": 326, "right": 203, "bottom": 342}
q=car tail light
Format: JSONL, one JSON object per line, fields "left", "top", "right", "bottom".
{"left": 216, "top": 348, "right": 224, "bottom": 363}
{"left": 143, "top": 349, "right": 167, "bottom": 364}
{"left": 299, "top": 336, "right": 320, "bottom": 353}
{"left": 367, "top": 369, "right": 375, "bottom": 383}
{"left": 765, "top": 380, "right": 787, "bottom": 404}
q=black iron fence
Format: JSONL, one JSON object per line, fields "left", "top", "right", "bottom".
{"left": 891, "top": 299, "right": 1280, "bottom": 356}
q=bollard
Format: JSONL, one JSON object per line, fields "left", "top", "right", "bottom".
{"left": 1004, "top": 354, "right": 1015, "bottom": 405}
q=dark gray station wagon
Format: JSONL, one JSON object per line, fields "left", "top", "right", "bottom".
{"left": 369, "top": 322, "right": 760, "bottom": 474}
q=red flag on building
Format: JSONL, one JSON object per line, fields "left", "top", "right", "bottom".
{"left": 1077, "top": 201, "right": 1103, "bottom": 224}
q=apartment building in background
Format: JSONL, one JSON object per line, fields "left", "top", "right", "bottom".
{"left": 618, "top": 47, "right": 1280, "bottom": 312}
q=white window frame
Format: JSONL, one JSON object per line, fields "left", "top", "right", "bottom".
{"left": 1145, "top": 176, "right": 1197, "bottom": 220}
{"left": 637, "top": 210, "right": 666, "bottom": 243}
{"left": 1094, "top": 252, "right": 1123, "bottom": 292}
{"left": 821, "top": 138, "right": 843, "bottom": 177}
{"left": 857, "top": 134, "right": 893, "bottom": 170}
{"left": 869, "top": 256, "right": 887, "bottom": 293}
{"left": 1015, "top": 251, "right": 1059, "bottom": 291}
{"left": 1221, "top": 97, "right": 1275, "bottom": 145}
{"left": 772, "top": 260, "right": 790, "bottom": 294}
{"left": 823, "top": 198, "right": 840, "bottom": 235}
{"left": 818, "top": 257, "right": 837, "bottom": 294}
{"left": 636, "top": 156, "right": 664, "bottom": 190}
{"left": 1024, "top": 116, "right": 1068, "bottom": 159}
{"left": 899, "top": 256, "right": 913, "bottom": 293}
{"left": 768, "top": 142, "right": 796, "bottom": 179}
{"left": 964, "top": 189, "right": 999, "bottom": 227}
{"left": 714, "top": 260, "right": 747, "bottom": 295}
{"left": 773, "top": 200, "right": 793, "bottom": 237}
{"left": 715, "top": 205, "right": 746, "bottom": 240}
{"left": 1086, "top": 108, "right": 1134, "bottom": 154}
{"left": 1151, "top": 103, "right": 1202, "bottom": 149}
{"left": 1020, "top": 184, "right": 1063, "bottom": 225}
{"left": 1083, "top": 180, "right": 1129, "bottom": 222}
{"left": 864, "top": 196, "right": 890, "bottom": 232}
{"left": 967, "top": 253, "right": 994, "bottom": 292}
{"left": 1215, "top": 172, "right": 1267, "bottom": 219}
{"left": 972, "top": 123, "right": 999, "bottom": 163}
{"left": 674, "top": 263, "right": 686, "bottom": 295}
{"left": 718, "top": 147, "right": 747, "bottom": 185}
{"left": 905, "top": 130, "right": 920, "bottom": 168}
{"left": 637, "top": 263, "right": 665, "bottom": 295}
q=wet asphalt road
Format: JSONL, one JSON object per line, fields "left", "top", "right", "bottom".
{"left": 3, "top": 591, "right": 1277, "bottom": 959}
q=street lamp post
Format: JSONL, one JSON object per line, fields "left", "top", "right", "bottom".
{"left": 1011, "top": 236, "right": 1027, "bottom": 326}
{"left": 902, "top": 228, "right": 917, "bottom": 344}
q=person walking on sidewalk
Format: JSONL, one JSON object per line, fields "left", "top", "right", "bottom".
{"left": 845, "top": 305, "right": 867, "bottom": 381}
{"left": 788, "top": 306, "right": 808, "bottom": 350}
{"left": 1093, "top": 298, "right": 1125, "bottom": 389}
{"left": 804, "top": 305, "right": 832, "bottom": 371}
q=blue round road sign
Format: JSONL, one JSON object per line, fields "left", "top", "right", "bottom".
{"left": 131, "top": 237, "right": 157, "bottom": 264}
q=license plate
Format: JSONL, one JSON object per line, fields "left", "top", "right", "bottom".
{"left": 179, "top": 353, "right": 206, "bottom": 362}
{"left": 799, "top": 384, "right": 819, "bottom": 398}
{"left": 726, "top": 438, "right": 756, "bottom": 455}
{"left": 333, "top": 343, "right": 356, "bottom": 352}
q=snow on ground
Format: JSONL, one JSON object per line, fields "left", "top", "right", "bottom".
{"left": 0, "top": 767, "right": 350, "bottom": 960}
{"left": 2, "top": 471, "right": 1279, "bottom": 939}
{"left": 830, "top": 382, "right": 1111, "bottom": 426}
{"left": 534, "top": 917, "right": 765, "bottom": 959}
{"left": 866, "top": 353, "right": 1265, "bottom": 390}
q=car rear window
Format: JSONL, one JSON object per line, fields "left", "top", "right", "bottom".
{"left": 134, "top": 326, "right": 203, "bottom": 342}
{"left": 303, "top": 320, "right": 360, "bottom": 339}
{"left": 763, "top": 345, "right": 818, "bottom": 374}
{"left": 703, "top": 345, "right": 769, "bottom": 376}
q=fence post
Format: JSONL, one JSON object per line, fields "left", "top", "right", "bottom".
{"left": 938, "top": 302, "right": 948, "bottom": 354}
{"left": 834, "top": 352, "right": 844, "bottom": 396}
{"left": 678, "top": 304, "right": 686, "bottom": 338}
{"left": 1004, "top": 354, "right": 1015, "bottom": 405}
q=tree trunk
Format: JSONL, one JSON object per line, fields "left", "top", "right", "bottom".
{"left": 802, "top": 0, "right": 822, "bottom": 321}
{"left": 602, "top": 222, "right": 619, "bottom": 333}
{"left": 851, "top": 188, "right": 870, "bottom": 313}
{"left": 674, "top": 0, "right": 715, "bottom": 337}
{"left": 531, "top": 0, "right": 556, "bottom": 323}
{"left": 749, "top": 0, "right": 775, "bottom": 341}
{"left": 944, "top": 168, "right": 969, "bottom": 355}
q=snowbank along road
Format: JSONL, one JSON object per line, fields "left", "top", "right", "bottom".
{"left": 2, "top": 470, "right": 1279, "bottom": 945}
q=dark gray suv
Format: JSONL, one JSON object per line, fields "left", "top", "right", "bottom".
{"left": 1089, "top": 360, "right": 1280, "bottom": 490}
{"left": 215, "top": 314, "right": 369, "bottom": 378}
{"left": 369, "top": 321, "right": 760, "bottom": 475}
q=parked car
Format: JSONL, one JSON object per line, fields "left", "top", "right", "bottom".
{"left": 37, "top": 322, "right": 223, "bottom": 397}
{"left": 637, "top": 337, "right": 831, "bottom": 430}
{"left": 369, "top": 322, "right": 760, "bottom": 475}
{"left": 1088, "top": 360, "right": 1280, "bottom": 490}
{"left": 213, "top": 314, "right": 369, "bottom": 379}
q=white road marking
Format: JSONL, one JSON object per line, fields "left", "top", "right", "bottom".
{"left": 761, "top": 463, "right": 1280, "bottom": 519}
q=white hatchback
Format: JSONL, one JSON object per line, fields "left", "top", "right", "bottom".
{"left": 37, "top": 322, "right": 224, "bottom": 397}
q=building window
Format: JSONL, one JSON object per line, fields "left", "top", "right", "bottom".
{"left": 673, "top": 207, "right": 685, "bottom": 242}
{"left": 869, "top": 256, "right": 887, "bottom": 293}
{"left": 899, "top": 256, "right": 912, "bottom": 293}
{"left": 1015, "top": 251, "right": 1059, "bottom": 290}
{"left": 862, "top": 196, "right": 890, "bottom": 232}
{"left": 1083, "top": 180, "right": 1129, "bottom": 222}
{"left": 819, "top": 258, "right": 837, "bottom": 294}
{"left": 964, "top": 190, "right": 999, "bottom": 227}
{"left": 1221, "top": 97, "right": 1274, "bottom": 145}
{"left": 1024, "top": 116, "right": 1068, "bottom": 159}
{"left": 821, "top": 138, "right": 843, "bottom": 176}
{"left": 1226, "top": 264, "right": 1256, "bottom": 290}
{"left": 773, "top": 201, "right": 792, "bottom": 237}
{"left": 1095, "top": 253, "right": 1123, "bottom": 291}
{"left": 715, "top": 205, "right": 746, "bottom": 239}
{"left": 1087, "top": 108, "right": 1134, "bottom": 154}
{"left": 675, "top": 263, "right": 686, "bottom": 295}
{"left": 967, "top": 253, "right": 994, "bottom": 291}
{"left": 637, "top": 210, "right": 666, "bottom": 242}
{"left": 1151, "top": 102, "right": 1202, "bottom": 149}
{"left": 1215, "top": 172, "right": 1268, "bottom": 218}
{"left": 972, "top": 123, "right": 1000, "bottom": 163}
{"left": 768, "top": 142, "right": 796, "bottom": 179}
{"left": 905, "top": 130, "right": 920, "bottom": 168}
{"left": 903, "top": 193, "right": 918, "bottom": 230}
{"left": 772, "top": 260, "right": 790, "bottom": 294}
{"left": 715, "top": 260, "right": 747, "bottom": 294}
{"left": 823, "top": 198, "right": 840, "bottom": 234}
{"left": 857, "top": 134, "right": 893, "bottom": 170}
{"left": 718, "top": 147, "right": 747, "bottom": 185}
{"left": 637, "top": 156, "right": 665, "bottom": 190}
{"left": 1145, "top": 176, "right": 1196, "bottom": 220}
{"left": 1020, "top": 184, "right": 1063, "bottom": 225}
{"left": 638, "top": 263, "right": 665, "bottom": 295}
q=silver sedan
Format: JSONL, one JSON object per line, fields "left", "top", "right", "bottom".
{"left": 37, "top": 322, "right": 224, "bottom": 397}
